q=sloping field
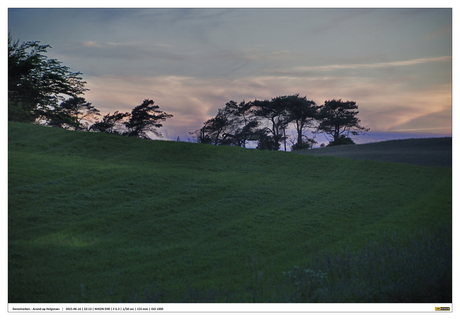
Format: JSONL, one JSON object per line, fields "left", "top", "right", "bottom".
{"left": 295, "top": 137, "right": 452, "bottom": 167}
{"left": 8, "top": 122, "right": 452, "bottom": 303}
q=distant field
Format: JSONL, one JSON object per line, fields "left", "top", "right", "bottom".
{"left": 295, "top": 137, "right": 452, "bottom": 167}
{"left": 8, "top": 122, "right": 452, "bottom": 303}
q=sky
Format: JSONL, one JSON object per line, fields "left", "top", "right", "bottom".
{"left": 7, "top": 5, "right": 453, "bottom": 145}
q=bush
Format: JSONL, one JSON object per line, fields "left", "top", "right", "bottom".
{"left": 291, "top": 138, "right": 316, "bottom": 151}
{"left": 327, "top": 135, "right": 356, "bottom": 147}
{"left": 256, "top": 134, "right": 279, "bottom": 150}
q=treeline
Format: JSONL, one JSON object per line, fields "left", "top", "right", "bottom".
{"left": 8, "top": 34, "right": 173, "bottom": 139}
{"left": 8, "top": 34, "right": 369, "bottom": 147}
{"left": 190, "top": 95, "right": 369, "bottom": 150}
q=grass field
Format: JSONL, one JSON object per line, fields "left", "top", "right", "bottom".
{"left": 8, "top": 122, "right": 452, "bottom": 303}
{"left": 295, "top": 137, "right": 452, "bottom": 167}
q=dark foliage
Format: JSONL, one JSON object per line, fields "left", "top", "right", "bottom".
{"left": 193, "top": 94, "right": 370, "bottom": 151}
{"left": 222, "top": 100, "right": 261, "bottom": 147}
{"left": 8, "top": 34, "right": 87, "bottom": 123}
{"left": 124, "top": 99, "right": 173, "bottom": 139}
{"left": 191, "top": 100, "right": 261, "bottom": 146}
{"left": 256, "top": 130, "right": 280, "bottom": 150}
{"left": 47, "top": 97, "right": 100, "bottom": 130}
{"left": 284, "top": 94, "right": 319, "bottom": 149}
{"left": 252, "top": 96, "right": 291, "bottom": 151}
{"left": 291, "top": 138, "right": 317, "bottom": 151}
{"left": 326, "top": 134, "right": 356, "bottom": 147}
{"left": 195, "top": 108, "right": 233, "bottom": 145}
{"left": 90, "top": 111, "right": 131, "bottom": 134}
{"left": 317, "top": 99, "right": 369, "bottom": 146}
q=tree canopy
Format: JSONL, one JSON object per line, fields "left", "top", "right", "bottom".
{"left": 316, "top": 99, "right": 370, "bottom": 146}
{"left": 8, "top": 34, "right": 88, "bottom": 123}
{"left": 284, "top": 94, "right": 319, "bottom": 150}
{"left": 47, "top": 97, "right": 100, "bottom": 130}
{"left": 124, "top": 99, "right": 174, "bottom": 139}
{"left": 252, "top": 96, "right": 291, "bottom": 151}
{"left": 192, "top": 96, "right": 369, "bottom": 150}
{"left": 90, "top": 111, "right": 131, "bottom": 135}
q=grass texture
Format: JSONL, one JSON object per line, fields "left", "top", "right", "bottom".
{"left": 295, "top": 137, "right": 452, "bottom": 167}
{"left": 8, "top": 122, "right": 452, "bottom": 303}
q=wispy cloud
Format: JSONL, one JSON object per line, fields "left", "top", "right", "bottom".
{"left": 83, "top": 40, "right": 171, "bottom": 49}
{"left": 387, "top": 107, "right": 451, "bottom": 133}
{"left": 83, "top": 41, "right": 103, "bottom": 48}
{"left": 271, "top": 56, "right": 451, "bottom": 75}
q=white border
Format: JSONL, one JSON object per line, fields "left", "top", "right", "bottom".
{"left": 6, "top": 303, "right": 454, "bottom": 313}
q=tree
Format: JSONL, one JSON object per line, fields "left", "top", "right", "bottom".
{"left": 124, "top": 99, "right": 173, "bottom": 139}
{"left": 194, "top": 108, "right": 233, "bottom": 145}
{"left": 188, "top": 127, "right": 210, "bottom": 144}
{"left": 8, "top": 34, "right": 88, "bottom": 123}
{"left": 47, "top": 97, "right": 100, "bottom": 130}
{"left": 252, "top": 96, "right": 291, "bottom": 151}
{"left": 255, "top": 129, "right": 279, "bottom": 150}
{"left": 222, "top": 100, "right": 260, "bottom": 147}
{"left": 290, "top": 136, "right": 317, "bottom": 151}
{"left": 284, "top": 94, "right": 319, "bottom": 150}
{"left": 316, "top": 99, "right": 369, "bottom": 146}
{"left": 192, "top": 100, "right": 264, "bottom": 147}
{"left": 90, "top": 111, "right": 130, "bottom": 134}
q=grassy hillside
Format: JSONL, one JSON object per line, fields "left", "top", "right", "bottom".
{"left": 8, "top": 122, "right": 452, "bottom": 303}
{"left": 295, "top": 137, "right": 452, "bottom": 167}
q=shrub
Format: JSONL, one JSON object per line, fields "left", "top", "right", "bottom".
{"left": 327, "top": 135, "right": 356, "bottom": 147}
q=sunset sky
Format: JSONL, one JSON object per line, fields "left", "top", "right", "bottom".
{"left": 7, "top": 6, "right": 453, "bottom": 144}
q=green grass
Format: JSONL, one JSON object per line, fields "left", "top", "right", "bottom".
{"left": 8, "top": 122, "right": 452, "bottom": 303}
{"left": 295, "top": 137, "right": 452, "bottom": 167}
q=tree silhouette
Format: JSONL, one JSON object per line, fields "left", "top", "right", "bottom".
{"left": 8, "top": 34, "right": 87, "bottom": 123}
{"left": 124, "top": 99, "right": 173, "bottom": 139}
{"left": 255, "top": 129, "right": 280, "bottom": 150}
{"left": 192, "top": 101, "right": 260, "bottom": 146}
{"left": 316, "top": 99, "right": 369, "bottom": 146}
{"left": 222, "top": 100, "right": 260, "bottom": 147}
{"left": 90, "top": 111, "right": 130, "bottom": 134}
{"left": 252, "top": 96, "right": 291, "bottom": 151}
{"left": 192, "top": 96, "right": 370, "bottom": 150}
{"left": 195, "top": 108, "right": 233, "bottom": 145}
{"left": 47, "top": 97, "right": 100, "bottom": 130}
{"left": 284, "top": 94, "right": 319, "bottom": 150}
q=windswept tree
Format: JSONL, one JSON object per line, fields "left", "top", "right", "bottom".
{"left": 191, "top": 100, "right": 260, "bottom": 146}
{"left": 90, "top": 111, "right": 130, "bottom": 134}
{"left": 316, "top": 99, "right": 369, "bottom": 146}
{"left": 194, "top": 108, "right": 233, "bottom": 145}
{"left": 47, "top": 97, "right": 100, "bottom": 130}
{"left": 188, "top": 127, "right": 208, "bottom": 144}
{"left": 124, "top": 99, "right": 173, "bottom": 139}
{"left": 222, "top": 100, "right": 260, "bottom": 147}
{"left": 8, "top": 34, "right": 88, "bottom": 123}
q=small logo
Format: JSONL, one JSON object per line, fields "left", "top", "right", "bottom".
{"left": 435, "top": 307, "right": 450, "bottom": 311}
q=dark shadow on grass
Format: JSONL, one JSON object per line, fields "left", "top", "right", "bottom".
{"left": 295, "top": 137, "right": 452, "bottom": 167}
{"left": 122, "top": 225, "right": 451, "bottom": 303}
